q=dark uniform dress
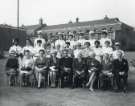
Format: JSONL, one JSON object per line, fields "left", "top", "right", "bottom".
{"left": 59, "top": 57, "right": 73, "bottom": 87}
{"left": 73, "top": 58, "right": 87, "bottom": 87}
{"left": 35, "top": 56, "right": 49, "bottom": 76}
{"left": 112, "top": 58, "right": 129, "bottom": 91}
{"left": 6, "top": 56, "right": 19, "bottom": 76}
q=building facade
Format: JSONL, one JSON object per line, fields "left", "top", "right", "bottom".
{"left": 25, "top": 16, "right": 135, "bottom": 51}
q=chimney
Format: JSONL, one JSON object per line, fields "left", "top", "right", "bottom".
{"left": 104, "top": 15, "right": 109, "bottom": 20}
{"left": 68, "top": 20, "right": 73, "bottom": 24}
{"left": 76, "top": 17, "right": 79, "bottom": 23}
{"left": 39, "top": 18, "right": 43, "bottom": 25}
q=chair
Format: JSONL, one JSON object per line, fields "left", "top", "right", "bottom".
{"left": 59, "top": 68, "right": 73, "bottom": 88}
{"left": 6, "top": 69, "right": 19, "bottom": 87}
{"left": 18, "top": 69, "right": 35, "bottom": 87}
{"left": 99, "top": 71, "right": 114, "bottom": 89}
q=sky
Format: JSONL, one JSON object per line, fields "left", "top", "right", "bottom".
{"left": 0, "top": 0, "right": 135, "bottom": 27}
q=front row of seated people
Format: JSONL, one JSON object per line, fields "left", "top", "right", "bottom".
{"left": 5, "top": 38, "right": 129, "bottom": 93}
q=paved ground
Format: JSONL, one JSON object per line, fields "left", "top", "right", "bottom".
{"left": 0, "top": 57, "right": 135, "bottom": 106}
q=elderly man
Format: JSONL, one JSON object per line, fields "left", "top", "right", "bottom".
{"left": 112, "top": 51, "right": 129, "bottom": 93}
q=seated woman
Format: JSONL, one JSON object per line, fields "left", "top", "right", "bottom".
{"left": 19, "top": 50, "right": 34, "bottom": 86}
{"left": 59, "top": 50, "right": 73, "bottom": 88}
{"left": 35, "top": 49, "right": 49, "bottom": 88}
{"left": 48, "top": 51, "right": 59, "bottom": 88}
{"left": 73, "top": 53, "right": 86, "bottom": 88}
{"left": 99, "top": 53, "right": 113, "bottom": 90}
{"left": 5, "top": 50, "right": 19, "bottom": 86}
{"left": 86, "top": 52, "right": 102, "bottom": 91}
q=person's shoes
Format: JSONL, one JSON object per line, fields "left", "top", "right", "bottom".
{"left": 86, "top": 83, "right": 89, "bottom": 87}
{"left": 89, "top": 87, "right": 94, "bottom": 92}
{"left": 123, "top": 88, "right": 127, "bottom": 93}
{"left": 71, "top": 85, "right": 75, "bottom": 89}
{"left": 114, "top": 89, "right": 121, "bottom": 92}
{"left": 37, "top": 86, "right": 41, "bottom": 89}
{"left": 81, "top": 84, "right": 85, "bottom": 88}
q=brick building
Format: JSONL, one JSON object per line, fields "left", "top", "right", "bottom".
{"left": 24, "top": 16, "right": 135, "bottom": 51}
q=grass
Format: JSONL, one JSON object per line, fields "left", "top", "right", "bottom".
{"left": 0, "top": 52, "right": 135, "bottom": 106}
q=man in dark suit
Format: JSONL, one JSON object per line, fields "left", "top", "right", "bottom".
{"left": 112, "top": 51, "right": 129, "bottom": 92}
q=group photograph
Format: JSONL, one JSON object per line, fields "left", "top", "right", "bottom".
{"left": 0, "top": 0, "right": 135, "bottom": 106}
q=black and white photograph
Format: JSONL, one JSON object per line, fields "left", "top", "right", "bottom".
{"left": 0, "top": 0, "right": 135, "bottom": 106}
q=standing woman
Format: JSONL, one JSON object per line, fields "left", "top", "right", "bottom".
{"left": 35, "top": 49, "right": 49, "bottom": 88}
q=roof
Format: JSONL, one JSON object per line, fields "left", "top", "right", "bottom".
{"left": 24, "top": 24, "right": 46, "bottom": 35}
{"left": 41, "top": 18, "right": 121, "bottom": 31}
{"left": 24, "top": 24, "right": 41, "bottom": 30}
{"left": 24, "top": 17, "right": 133, "bottom": 35}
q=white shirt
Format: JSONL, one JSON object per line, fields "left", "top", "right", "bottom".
{"left": 68, "top": 40, "right": 75, "bottom": 49}
{"left": 74, "top": 49, "right": 82, "bottom": 58}
{"left": 19, "top": 57, "right": 34, "bottom": 73}
{"left": 112, "top": 50, "right": 125, "bottom": 59}
{"left": 93, "top": 47, "right": 103, "bottom": 62}
{"left": 81, "top": 48, "right": 94, "bottom": 58}
{"left": 89, "top": 39, "right": 96, "bottom": 48}
{"left": 22, "top": 46, "right": 34, "bottom": 55}
{"left": 102, "top": 47, "right": 113, "bottom": 55}
{"left": 34, "top": 46, "right": 45, "bottom": 57}
{"left": 34, "top": 37, "right": 46, "bottom": 48}
{"left": 77, "top": 39, "right": 86, "bottom": 46}
{"left": 55, "top": 39, "right": 65, "bottom": 50}
{"left": 56, "top": 50, "right": 62, "bottom": 59}
{"left": 100, "top": 38, "right": 112, "bottom": 47}
{"left": 9, "top": 45, "right": 22, "bottom": 55}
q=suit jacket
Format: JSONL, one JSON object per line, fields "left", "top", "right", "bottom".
{"left": 73, "top": 59, "right": 86, "bottom": 72}
{"left": 112, "top": 58, "right": 129, "bottom": 75}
